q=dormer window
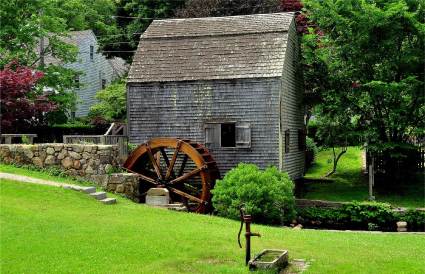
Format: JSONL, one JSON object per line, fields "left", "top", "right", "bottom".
{"left": 90, "top": 45, "right": 94, "bottom": 61}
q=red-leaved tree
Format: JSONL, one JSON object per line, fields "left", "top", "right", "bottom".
{"left": 0, "top": 62, "right": 57, "bottom": 133}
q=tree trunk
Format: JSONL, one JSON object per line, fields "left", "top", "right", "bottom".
{"left": 325, "top": 146, "right": 347, "bottom": 177}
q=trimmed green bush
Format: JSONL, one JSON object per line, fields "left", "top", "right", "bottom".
{"left": 305, "top": 136, "right": 318, "bottom": 167}
{"left": 211, "top": 163, "right": 295, "bottom": 225}
{"left": 297, "top": 201, "right": 425, "bottom": 231}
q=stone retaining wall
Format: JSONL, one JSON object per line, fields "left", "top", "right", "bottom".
{"left": 99, "top": 173, "right": 141, "bottom": 202}
{"left": 0, "top": 144, "right": 120, "bottom": 178}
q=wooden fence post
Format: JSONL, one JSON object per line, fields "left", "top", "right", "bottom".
{"left": 368, "top": 157, "right": 375, "bottom": 201}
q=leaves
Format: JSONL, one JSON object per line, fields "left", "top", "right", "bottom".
{"left": 211, "top": 163, "right": 295, "bottom": 225}
{"left": 303, "top": 0, "right": 425, "bottom": 151}
{"left": 89, "top": 79, "right": 126, "bottom": 122}
{"left": 0, "top": 62, "right": 57, "bottom": 132}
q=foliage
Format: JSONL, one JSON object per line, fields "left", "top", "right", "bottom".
{"left": 401, "top": 209, "right": 425, "bottom": 231}
{"left": 0, "top": 62, "right": 57, "bottom": 132}
{"left": 52, "top": 121, "right": 94, "bottom": 130}
{"left": 305, "top": 136, "right": 318, "bottom": 167}
{"left": 89, "top": 79, "right": 126, "bottom": 122}
{"left": 127, "top": 143, "right": 138, "bottom": 154}
{"left": 175, "top": 0, "right": 281, "bottom": 18}
{"left": 0, "top": 163, "right": 91, "bottom": 186}
{"left": 303, "top": 147, "right": 424, "bottom": 208}
{"left": 297, "top": 201, "right": 424, "bottom": 231}
{"left": 102, "top": 0, "right": 185, "bottom": 61}
{"left": 20, "top": 135, "right": 31, "bottom": 145}
{"left": 212, "top": 163, "right": 295, "bottom": 225}
{"left": 2, "top": 179, "right": 425, "bottom": 273}
{"left": 0, "top": 0, "right": 80, "bottom": 124}
{"left": 302, "top": 0, "right": 425, "bottom": 167}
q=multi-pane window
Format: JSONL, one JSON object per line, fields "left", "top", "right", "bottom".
{"left": 205, "top": 122, "right": 251, "bottom": 148}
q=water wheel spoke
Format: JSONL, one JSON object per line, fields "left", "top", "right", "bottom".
{"left": 168, "top": 187, "right": 205, "bottom": 205}
{"left": 169, "top": 166, "right": 206, "bottom": 185}
{"left": 178, "top": 154, "right": 189, "bottom": 176}
{"left": 122, "top": 168, "right": 158, "bottom": 185}
{"left": 146, "top": 145, "right": 163, "bottom": 180}
{"left": 165, "top": 141, "right": 182, "bottom": 180}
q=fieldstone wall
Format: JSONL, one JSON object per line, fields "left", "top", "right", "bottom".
{"left": 0, "top": 144, "right": 120, "bottom": 178}
{"left": 99, "top": 173, "right": 141, "bottom": 202}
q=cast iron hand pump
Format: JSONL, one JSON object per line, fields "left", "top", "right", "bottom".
{"left": 238, "top": 205, "right": 261, "bottom": 265}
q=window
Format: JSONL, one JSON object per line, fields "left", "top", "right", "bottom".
{"left": 205, "top": 122, "right": 251, "bottom": 148}
{"left": 285, "top": 129, "right": 290, "bottom": 153}
{"left": 298, "top": 129, "right": 306, "bottom": 151}
{"left": 221, "top": 123, "right": 235, "bottom": 147}
{"left": 90, "top": 45, "right": 94, "bottom": 61}
{"left": 74, "top": 75, "right": 80, "bottom": 88}
{"left": 101, "top": 79, "right": 106, "bottom": 89}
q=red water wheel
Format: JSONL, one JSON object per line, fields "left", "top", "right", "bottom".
{"left": 123, "top": 138, "right": 220, "bottom": 213}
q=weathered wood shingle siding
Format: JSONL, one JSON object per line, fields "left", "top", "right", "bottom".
{"left": 279, "top": 20, "right": 305, "bottom": 179}
{"left": 63, "top": 31, "right": 116, "bottom": 117}
{"left": 127, "top": 78, "right": 281, "bottom": 174}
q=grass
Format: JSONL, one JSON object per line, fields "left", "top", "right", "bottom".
{"left": 303, "top": 147, "right": 424, "bottom": 208}
{"left": 1, "top": 179, "right": 425, "bottom": 274}
{"left": 0, "top": 163, "right": 94, "bottom": 186}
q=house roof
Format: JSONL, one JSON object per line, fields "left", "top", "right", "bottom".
{"left": 108, "top": 57, "right": 129, "bottom": 78}
{"left": 41, "top": 30, "right": 96, "bottom": 65}
{"left": 128, "top": 13, "right": 294, "bottom": 83}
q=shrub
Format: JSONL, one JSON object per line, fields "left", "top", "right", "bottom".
{"left": 128, "top": 143, "right": 138, "bottom": 154}
{"left": 397, "top": 209, "right": 425, "bottom": 231}
{"left": 305, "top": 136, "right": 318, "bottom": 167}
{"left": 211, "top": 163, "right": 295, "bottom": 225}
{"left": 89, "top": 79, "right": 126, "bottom": 122}
{"left": 297, "top": 201, "right": 425, "bottom": 231}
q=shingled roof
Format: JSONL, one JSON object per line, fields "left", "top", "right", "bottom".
{"left": 128, "top": 13, "right": 294, "bottom": 83}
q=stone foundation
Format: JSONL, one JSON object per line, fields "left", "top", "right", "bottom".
{"left": 0, "top": 144, "right": 120, "bottom": 178}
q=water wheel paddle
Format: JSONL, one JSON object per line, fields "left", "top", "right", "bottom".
{"left": 123, "top": 138, "right": 220, "bottom": 213}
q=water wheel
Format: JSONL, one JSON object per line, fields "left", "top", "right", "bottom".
{"left": 123, "top": 138, "right": 220, "bottom": 213}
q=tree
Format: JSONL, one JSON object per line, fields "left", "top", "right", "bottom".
{"left": 89, "top": 79, "right": 126, "bottom": 122}
{"left": 175, "top": 0, "right": 281, "bottom": 18}
{"left": 0, "top": 0, "right": 80, "bottom": 124}
{"left": 100, "top": 0, "right": 185, "bottom": 61}
{"left": 0, "top": 62, "right": 57, "bottom": 132}
{"left": 303, "top": 0, "right": 425, "bottom": 182}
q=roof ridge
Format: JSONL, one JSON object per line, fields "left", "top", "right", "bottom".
{"left": 141, "top": 30, "right": 289, "bottom": 40}
{"left": 153, "top": 12, "right": 295, "bottom": 22}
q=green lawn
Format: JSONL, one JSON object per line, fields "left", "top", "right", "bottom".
{"left": 0, "top": 163, "right": 94, "bottom": 186}
{"left": 1, "top": 179, "right": 425, "bottom": 273}
{"left": 303, "top": 147, "right": 424, "bottom": 208}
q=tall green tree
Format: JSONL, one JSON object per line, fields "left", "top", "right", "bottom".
{"left": 0, "top": 0, "right": 80, "bottom": 123}
{"left": 101, "top": 0, "right": 185, "bottom": 61}
{"left": 303, "top": 0, "right": 424, "bottom": 182}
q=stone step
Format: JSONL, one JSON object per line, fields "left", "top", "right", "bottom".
{"left": 100, "top": 198, "right": 117, "bottom": 205}
{"left": 165, "top": 203, "right": 188, "bottom": 212}
{"left": 90, "top": 192, "right": 107, "bottom": 200}
{"left": 167, "top": 206, "right": 188, "bottom": 212}
{"left": 81, "top": 186, "right": 96, "bottom": 194}
{"left": 68, "top": 185, "right": 82, "bottom": 191}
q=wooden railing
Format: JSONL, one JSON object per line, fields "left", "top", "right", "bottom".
{"left": 0, "top": 134, "right": 37, "bottom": 144}
{"left": 63, "top": 135, "right": 128, "bottom": 160}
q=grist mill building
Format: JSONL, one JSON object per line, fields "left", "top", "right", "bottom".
{"left": 127, "top": 12, "right": 305, "bottom": 179}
